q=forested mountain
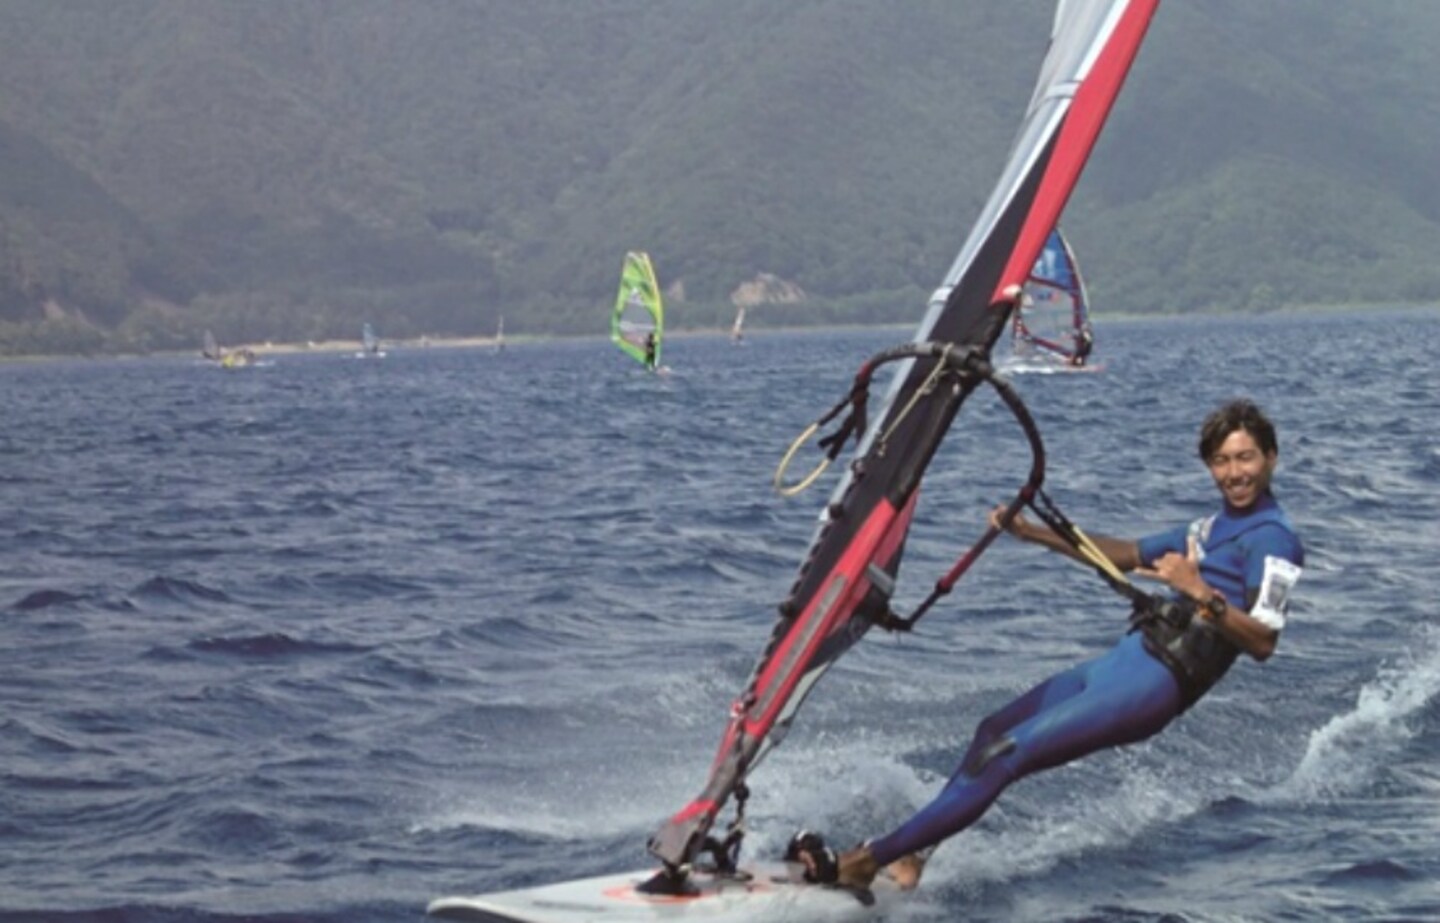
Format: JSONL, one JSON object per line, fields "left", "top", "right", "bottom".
{"left": 1, "top": 1, "right": 1437, "bottom": 355}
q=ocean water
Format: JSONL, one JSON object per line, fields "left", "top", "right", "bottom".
{"left": 2, "top": 310, "right": 1437, "bottom": 923}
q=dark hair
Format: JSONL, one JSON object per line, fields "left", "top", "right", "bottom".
{"left": 1198, "top": 398, "right": 1277, "bottom": 461}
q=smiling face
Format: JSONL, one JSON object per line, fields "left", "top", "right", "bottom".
{"left": 1206, "top": 429, "right": 1277, "bottom": 512}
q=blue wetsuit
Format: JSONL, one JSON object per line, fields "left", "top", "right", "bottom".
{"left": 868, "top": 494, "right": 1303, "bottom": 865}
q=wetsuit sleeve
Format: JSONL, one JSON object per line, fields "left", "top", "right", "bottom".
{"left": 1242, "top": 524, "right": 1304, "bottom": 631}
{"left": 1136, "top": 524, "right": 1187, "bottom": 568}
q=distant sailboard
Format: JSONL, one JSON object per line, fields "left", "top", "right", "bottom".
{"left": 429, "top": 0, "right": 1159, "bottom": 918}
{"left": 357, "top": 322, "right": 387, "bottom": 359}
{"left": 202, "top": 329, "right": 258, "bottom": 369}
{"left": 611, "top": 251, "right": 665, "bottom": 372}
{"left": 1007, "top": 227, "right": 1100, "bottom": 371}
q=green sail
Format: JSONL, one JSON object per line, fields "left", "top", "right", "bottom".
{"left": 610, "top": 251, "right": 664, "bottom": 370}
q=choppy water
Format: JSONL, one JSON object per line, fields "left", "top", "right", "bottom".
{"left": 2, "top": 310, "right": 1437, "bottom": 922}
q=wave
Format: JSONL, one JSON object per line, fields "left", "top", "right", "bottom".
{"left": 131, "top": 576, "right": 231, "bottom": 604}
{"left": 185, "top": 632, "right": 364, "bottom": 659}
{"left": 1269, "top": 626, "right": 1440, "bottom": 801}
{"left": 11, "top": 588, "right": 89, "bottom": 611}
{"left": 1320, "top": 858, "right": 1417, "bottom": 884}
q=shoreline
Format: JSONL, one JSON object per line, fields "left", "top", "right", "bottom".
{"left": 3, "top": 302, "right": 1436, "bottom": 365}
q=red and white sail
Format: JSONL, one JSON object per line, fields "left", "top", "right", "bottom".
{"left": 649, "top": 0, "right": 1160, "bottom": 872}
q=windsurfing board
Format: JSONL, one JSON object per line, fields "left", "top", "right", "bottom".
{"left": 427, "top": 860, "right": 897, "bottom": 923}
{"left": 998, "top": 356, "right": 1106, "bottom": 375}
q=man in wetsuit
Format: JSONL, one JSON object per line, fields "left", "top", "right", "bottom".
{"left": 795, "top": 398, "right": 1305, "bottom": 890}
{"left": 643, "top": 332, "right": 658, "bottom": 370}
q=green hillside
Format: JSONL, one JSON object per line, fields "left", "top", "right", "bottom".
{"left": 1, "top": 0, "right": 1437, "bottom": 355}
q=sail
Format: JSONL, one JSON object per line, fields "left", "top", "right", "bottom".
{"left": 496, "top": 315, "right": 506, "bottom": 352}
{"left": 610, "top": 251, "right": 664, "bottom": 369}
{"left": 731, "top": 306, "right": 746, "bottom": 344}
{"left": 362, "top": 323, "right": 379, "bottom": 355}
{"left": 202, "top": 330, "right": 221, "bottom": 361}
{"left": 1013, "top": 227, "right": 1093, "bottom": 364}
{"left": 648, "top": 0, "right": 1159, "bottom": 873}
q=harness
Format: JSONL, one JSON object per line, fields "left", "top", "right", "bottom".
{"left": 1127, "top": 594, "right": 1236, "bottom": 708}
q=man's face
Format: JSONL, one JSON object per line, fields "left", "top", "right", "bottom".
{"left": 1206, "top": 429, "right": 1276, "bottom": 511}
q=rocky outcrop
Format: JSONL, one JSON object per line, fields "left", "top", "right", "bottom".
{"left": 730, "top": 273, "right": 806, "bottom": 308}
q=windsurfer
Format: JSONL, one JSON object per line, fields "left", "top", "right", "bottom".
{"left": 800, "top": 399, "right": 1305, "bottom": 890}
{"left": 1071, "top": 326, "right": 1094, "bottom": 366}
{"left": 643, "top": 332, "right": 658, "bottom": 370}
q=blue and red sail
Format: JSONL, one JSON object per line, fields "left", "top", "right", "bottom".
{"left": 1013, "top": 227, "right": 1094, "bottom": 365}
{"left": 648, "top": 0, "right": 1160, "bottom": 873}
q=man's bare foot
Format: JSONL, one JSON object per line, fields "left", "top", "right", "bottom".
{"left": 880, "top": 853, "right": 925, "bottom": 890}
{"left": 835, "top": 844, "right": 879, "bottom": 889}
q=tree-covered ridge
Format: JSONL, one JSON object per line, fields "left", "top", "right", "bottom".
{"left": 1, "top": 0, "right": 1437, "bottom": 356}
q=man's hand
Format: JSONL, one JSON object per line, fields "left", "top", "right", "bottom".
{"left": 1135, "top": 535, "right": 1209, "bottom": 601}
{"left": 988, "top": 504, "right": 1030, "bottom": 539}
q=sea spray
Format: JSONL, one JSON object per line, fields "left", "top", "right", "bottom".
{"left": 1272, "top": 626, "right": 1440, "bottom": 801}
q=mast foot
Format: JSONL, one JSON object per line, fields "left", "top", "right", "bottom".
{"left": 637, "top": 866, "right": 698, "bottom": 896}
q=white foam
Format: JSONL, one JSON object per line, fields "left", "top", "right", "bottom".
{"left": 411, "top": 794, "right": 599, "bottom": 840}
{"left": 412, "top": 760, "right": 716, "bottom": 842}
{"left": 935, "top": 761, "right": 1200, "bottom": 889}
{"left": 405, "top": 624, "right": 1440, "bottom": 876}
{"left": 760, "top": 730, "right": 1203, "bottom": 892}
{"left": 1269, "top": 626, "right": 1440, "bottom": 801}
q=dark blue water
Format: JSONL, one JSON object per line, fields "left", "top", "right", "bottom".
{"left": 3, "top": 311, "right": 1437, "bottom": 923}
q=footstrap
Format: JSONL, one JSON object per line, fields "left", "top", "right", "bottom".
{"left": 784, "top": 831, "right": 838, "bottom": 884}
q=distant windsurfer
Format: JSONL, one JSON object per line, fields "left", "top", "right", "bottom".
{"left": 219, "top": 347, "right": 257, "bottom": 369}
{"left": 1071, "top": 325, "right": 1094, "bottom": 367}
{"left": 643, "top": 331, "right": 658, "bottom": 371}
{"left": 796, "top": 399, "right": 1305, "bottom": 890}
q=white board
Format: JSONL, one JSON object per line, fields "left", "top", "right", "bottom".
{"left": 427, "top": 860, "right": 897, "bottom": 923}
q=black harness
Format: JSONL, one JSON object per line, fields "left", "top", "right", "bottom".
{"left": 1127, "top": 594, "right": 1240, "bottom": 708}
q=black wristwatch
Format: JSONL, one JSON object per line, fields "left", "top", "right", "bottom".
{"left": 1203, "top": 591, "right": 1228, "bottom": 621}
